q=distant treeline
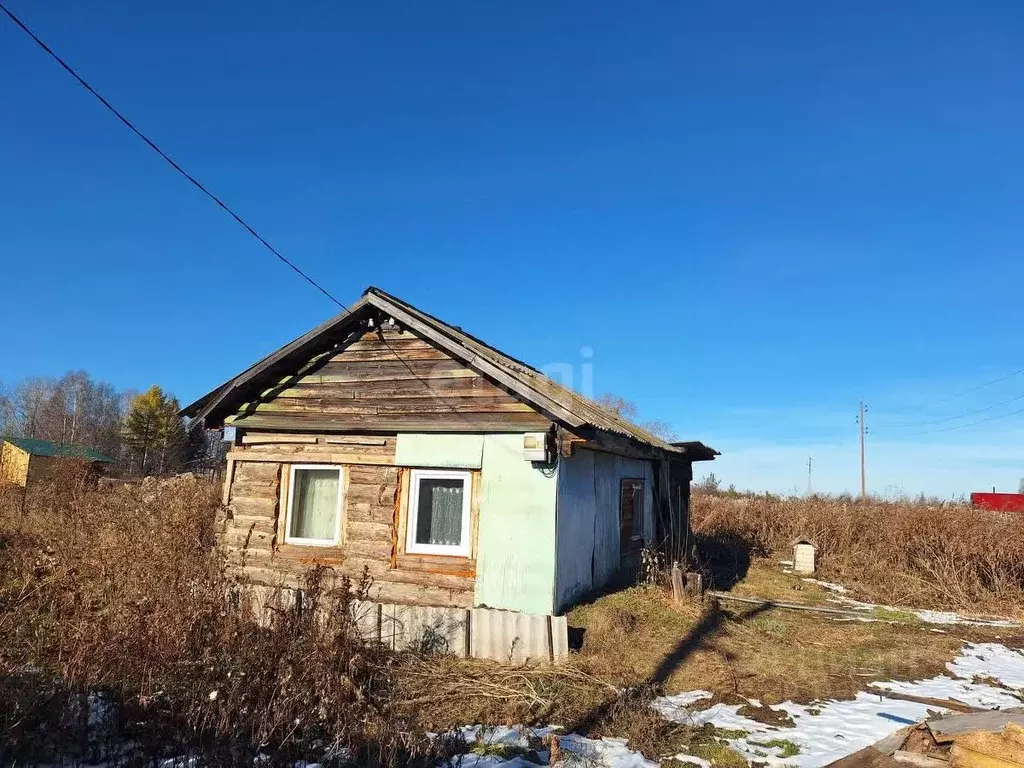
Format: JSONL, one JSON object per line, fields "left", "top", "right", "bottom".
{"left": 0, "top": 370, "right": 222, "bottom": 477}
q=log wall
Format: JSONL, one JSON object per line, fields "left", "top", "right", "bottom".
{"left": 221, "top": 436, "right": 476, "bottom": 608}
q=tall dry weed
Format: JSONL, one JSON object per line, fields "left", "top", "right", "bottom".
{"left": 691, "top": 492, "right": 1024, "bottom": 614}
{"left": 0, "top": 467, "right": 445, "bottom": 766}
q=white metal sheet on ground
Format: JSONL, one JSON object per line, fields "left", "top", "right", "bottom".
{"left": 380, "top": 603, "right": 469, "bottom": 656}
{"left": 471, "top": 608, "right": 553, "bottom": 663}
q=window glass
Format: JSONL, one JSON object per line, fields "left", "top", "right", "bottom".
{"left": 415, "top": 477, "right": 465, "bottom": 546}
{"left": 289, "top": 468, "right": 340, "bottom": 542}
{"left": 619, "top": 478, "right": 644, "bottom": 558}
{"left": 408, "top": 470, "right": 471, "bottom": 555}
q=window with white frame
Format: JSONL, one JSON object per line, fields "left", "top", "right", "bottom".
{"left": 285, "top": 465, "right": 343, "bottom": 546}
{"left": 407, "top": 469, "right": 472, "bottom": 556}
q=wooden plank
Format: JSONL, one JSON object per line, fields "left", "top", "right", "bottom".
{"left": 325, "top": 436, "right": 389, "bottom": 446}
{"left": 240, "top": 433, "right": 318, "bottom": 445}
{"left": 709, "top": 591, "right": 894, "bottom": 619}
{"left": 227, "top": 450, "right": 395, "bottom": 466}
{"left": 892, "top": 751, "right": 948, "bottom": 767}
{"left": 371, "top": 299, "right": 583, "bottom": 426}
{"left": 929, "top": 713, "right": 1024, "bottom": 743}
{"left": 825, "top": 747, "right": 902, "bottom": 768}
{"left": 329, "top": 347, "right": 450, "bottom": 362}
{"left": 374, "top": 400, "right": 536, "bottom": 414}
{"left": 866, "top": 686, "right": 983, "bottom": 714}
{"left": 950, "top": 733, "right": 1024, "bottom": 768}
{"left": 254, "top": 400, "right": 379, "bottom": 415}
{"left": 229, "top": 413, "right": 551, "bottom": 432}
{"left": 314, "top": 359, "right": 476, "bottom": 381}
{"left": 221, "top": 457, "right": 235, "bottom": 505}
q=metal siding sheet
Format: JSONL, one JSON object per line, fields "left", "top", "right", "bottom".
{"left": 550, "top": 615, "right": 569, "bottom": 662}
{"left": 380, "top": 603, "right": 469, "bottom": 656}
{"left": 470, "top": 608, "right": 553, "bottom": 663}
{"left": 473, "top": 434, "right": 558, "bottom": 615}
{"left": 553, "top": 450, "right": 654, "bottom": 612}
{"left": 395, "top": 433, "right": 484, "bottom": 469}
{"left": 554, "top": 450, "right": 598, "bottom": 613}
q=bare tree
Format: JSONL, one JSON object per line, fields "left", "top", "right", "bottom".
{"left": 595, "top": 392, "right": 678, "bottom": 441}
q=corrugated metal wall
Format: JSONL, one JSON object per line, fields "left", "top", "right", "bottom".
{"left": 553, "top": 449, "right": 654, "bottom": 613}
{"left": 243, "top": 586, "right": 568, "bottom": 662}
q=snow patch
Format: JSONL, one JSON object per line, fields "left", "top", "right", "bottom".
{"left": 652, "top": 642, "right": 1024, "bottom": 767}
{"left": 802, "top": 578, "right": 848, "bottom": 594}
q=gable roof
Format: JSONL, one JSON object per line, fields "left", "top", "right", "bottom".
{"left": 183, "top": 287, "right": 713, "bottom": 458}
{"left": 4, "top": 437, "right": 114, "bottom": 463}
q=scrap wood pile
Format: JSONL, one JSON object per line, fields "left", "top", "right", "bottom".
{"left": 831, "top": 711, "right": 1024, "bottom": 768}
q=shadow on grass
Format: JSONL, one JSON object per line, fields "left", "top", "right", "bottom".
{"left": 694, "top": 531, "right": 753, "bottom": 591}
{"left": 567, "top": 600, "right": 774, "bottom": 736}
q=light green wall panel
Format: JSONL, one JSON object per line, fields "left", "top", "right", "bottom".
{"left": 395, "top": 434, "right": 484, "bottom": 469}
{"left": 474, "top": 434, "right": 558, "bottom": 615}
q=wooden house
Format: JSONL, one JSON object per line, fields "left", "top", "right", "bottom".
{"left": 183, "top": 287, "right": 717, "bottom": 615}
{"left": 0, "top": 437, "right": 114, "bottom": 488}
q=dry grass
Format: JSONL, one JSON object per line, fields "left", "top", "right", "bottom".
{"left": 691, "top": 492, "right": 1024, "bottom": 615}
{"left": 565, "top": 584, "right": 1016, "bottom": 705}
{"left": 0, "top": 469, "right": 451, "bottom": 766}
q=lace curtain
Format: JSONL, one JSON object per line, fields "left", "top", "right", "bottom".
{"left": 415, "top": 478, "right": 464, "bottom": 546}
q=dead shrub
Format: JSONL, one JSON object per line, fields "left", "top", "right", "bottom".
{"left": 0, "top": 469, "right": 447, "bottom": 766}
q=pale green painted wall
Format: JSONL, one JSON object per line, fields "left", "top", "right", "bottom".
{"left": 473, "top": 434, "right": 558, "bottom": 615}
{"left": 395, "top": 433, "right": 484, "bottom": 469}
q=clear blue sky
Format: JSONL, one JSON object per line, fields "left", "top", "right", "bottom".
{"left": 2, "top": 2, "right": 1022, "bottom": 496}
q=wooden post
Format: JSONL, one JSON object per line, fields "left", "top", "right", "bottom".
{"left": 859, "top": 401, "right": 867, "bottom": 500}
{"left": 670, "top": 561, "right": 685, "bottom": 602}
{"left": 685, "top": 571, "right": 703, "bottom": 598}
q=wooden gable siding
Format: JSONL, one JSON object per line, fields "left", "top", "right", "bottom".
{"left": 222, "top": 437, "right": 475, "bottom": 608}
{"left": 228, "top": 328, "right": 551, "bottom": 433}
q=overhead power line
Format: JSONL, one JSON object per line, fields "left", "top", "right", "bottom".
{"left": 904, "top": 404, "right": 1024, "bottom": 437}
{"left": 0, "top": 2, "right": 479, "bottom": 427}
{"left": 886, "top": 390, "right": 1024, "bottom": 430}
{"left": 0, "top": 0, "right": 344, "bottom": 309}
{"left": 885, "top": 366, "right": 1024, "bottom": 416}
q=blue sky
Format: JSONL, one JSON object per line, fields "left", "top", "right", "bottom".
{"left": 2, "top": 2, "right": 1022, "bottom": 496}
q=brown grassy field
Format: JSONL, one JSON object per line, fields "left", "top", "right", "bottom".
{"left": 3, "top": 474, "right": 1023, "bottom": 766}
{"left": 690, "top": 491, "right": 1024, "bottom": 616}
{"left": 0, "top": 470, "right": 450, "bottom": 766}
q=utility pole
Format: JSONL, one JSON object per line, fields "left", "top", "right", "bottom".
{"left": 807, "top": 457, "right": 813, "bottom": 496}
{"left": 858, "top": 401, "right": 867, "bottom": 500}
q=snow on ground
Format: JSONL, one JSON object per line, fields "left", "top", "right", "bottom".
{"left": 800, "top": 578, "right": 1020, "bottom": 627}
{"left": 455, "top": 725, "right": 659, "bottom": 768}
{"left": 801, "top": 578, "right": 847, "bottom": 594}
{"left": 651, "top": 642, "right": 1024, "bottom": 768}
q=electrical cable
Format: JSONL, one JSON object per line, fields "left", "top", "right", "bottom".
{"left": 0, "top": 1, "right": 484, "bottom": 429}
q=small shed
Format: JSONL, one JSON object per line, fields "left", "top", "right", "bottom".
{"left": 792, "top": 538, "right": 817, "bottom": 575}
{"left": 0, "top": 438, "right": 114, "bottom": 488}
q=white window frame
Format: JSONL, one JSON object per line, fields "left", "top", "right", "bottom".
{"left": 406, "top": 468, "right": 472, "bottom": 557}
{"left": 284, "top": 464, "right": 344, "bottom": 547}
